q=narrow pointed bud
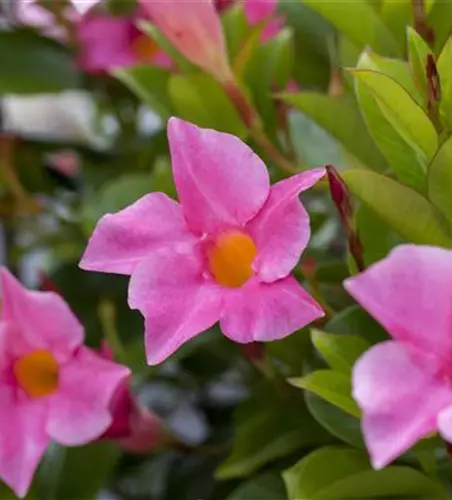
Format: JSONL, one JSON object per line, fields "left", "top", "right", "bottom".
{"left": 326, "top": 165, "right": 365, "bottom": 272}
{"left": 138, "top": 0, "right": 233, "bottom": 84}
{"left": 426, "top": 54, "right": 442, "bottom": 131}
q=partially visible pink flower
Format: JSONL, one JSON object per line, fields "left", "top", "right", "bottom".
{"left": 243, "top": 0, "right": 282, "bottom": 42}
{"left": 80, "top": 118, "right": 325, "bottom": 365}
{"left": 0, "top": 268, "right": 130, "bottom": 498}
{"left": 99, "top": 342, "right": 169, "bottom": 453}
{"left": 77, "top": 10, "right": 172, "bottom": 73}
{"left": 344, "top": 245, "right": 452, "bottom": 469}
{"left": 138, "top": 0, "right": 233, "bottom": 83}
{"left": 16, "top": 0, "right": 73, "bottom": 39}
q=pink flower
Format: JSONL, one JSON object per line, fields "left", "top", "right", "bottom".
{"left": 77, "top": 10, "right": 172, "bottom": 73}
{"left": 243, "top": 0, "right": 282, "bottom": 42}
{"left": 0, "top": 268, "right": 130, "bottom": 498}
{"left": 138, "top": 0, "right": 233, "bottom": 83}
{"left": 16, "top": 0, "right": 75, "bottom": 39}
{"left": 80, "top": 118, "right": 325, "bottom": 365}
{"left": 344, "top": 245, "right": 452, "bottom": 469}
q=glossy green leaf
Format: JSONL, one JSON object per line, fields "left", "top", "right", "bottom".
{"left": 283, "top": 446, "right": 448, "bottom": 499}
{"left": 226, "top": 473, "right": 286, "bottom": 500}
{"left": 353, "top": 70, "right": 438, "bottom": 190}
{"left": 356, "top": 203, "right": 404, "bottom": 266}
{"left": 36, "top": 442, "right": 120, "bottom": 500}
{"left": 302, "top": 0, "right": 400, "bottom": 57}
{"left": 305, "top": 392, "right": 364, "bottom": 449}
{"left": 289, "top": 370, "right": 361, "bottom": 418}
{"left": 0, "top": 30, "right": 81, "bottom": 94}
{"left": 168, "top": 73, "right": 247, "bottom": 137}
{"left": 215, "top": 384, "right": 329, "bottom": 479}
{"left": 342, "top": 169, "right": 452, "bottom": 247}
{"left": 114, "top": 65, "right": 172, "bottom": 118}
{"left": 311, "top": 329, "right": 370, "bottom": 374}
{"left": 437, "top": 37, "right": 452, "bottom": 131}
{"left": 428, "top": 134, "right": 452, "bottom": 224}
{"left": 407, "top": 26, "right": 434, "bottom": 107}
{"left": 281, "top": 92, "right": 386, "bottom": 171}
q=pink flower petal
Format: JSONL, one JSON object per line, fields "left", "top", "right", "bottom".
{"left": 244, "top": 0, "right": 277, "bottom": 24}
{"left": 79, "top": 193, "right": 196, "bottom": 275}
{"left": 437, "top": 405, "right": 452, "bottom": 443}
{"left": 47, "top": 347, "right": 130, "bottom": 445}
{"left": 353, "top": 341, "right": 452, "bottom": 468}
{"left": 344, "top": 245, "right": 452, "bottom": 372}
{"left": 0, "top": 390, "right": 49, "bottom": 498}
{"left": 1, "top": 268, "right": 83, "bottom": 361}
{"left": 260, "top": 15, "right": 283, "bottom": 42}
{"left": 168, "top": 118, "right": 270, "bottom": 235}
{"left": 77, "top": 15, "right": 138, "bottom": 72}
{"left": 248, "top": 168, "right": 325, "bottom": 282}
{"left": 220, "top": 276, "right": 324, "bottom": 343}
{"left": 128, "top": 246, "right": 224, "bottom": 365}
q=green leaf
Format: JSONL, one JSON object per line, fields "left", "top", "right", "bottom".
{"left": 289, "top": 370, "right": 361, "bottom": 418}
{"left": 36, "top": 442, "right": 120, "bottom": 500}
{"left": 168, "top": 73, "right": 247, "bottom": 137}
{"left": 357, "top": 203, "right": 404, "bottom": 266}
{"left": 342, "top": 169, "right": 452, "bottom": 247}
{"left": 81, "top": 172, "right": 153, "bottom": 234}
{"left": 302, "top": 0, "right": 400, "bottom": 57}
{"left": 226, "top": 473, "right": 286, "bottom": 500}
{"left": 305, "top": 392, "right": 364, "bottom": 449}
{"left": 0, "top": 30, "right": 81, "bottom": 94}
{"left": 407, "top": 26, "right": 434, "bottom": 107}
{"left": 353, "top": 69, "right": 438, "bottom": 190}
{"left": 428, "top": 135, "right": 452, "bottom": 224}
{"left": 437, "top": 37, "right": 452, "bottom": 131}
{"left": 114, "top": 65, "right": 172, "bottom": 118}
{"left": 215, "top": 384, "right": 329, "bottom": 479}
{"left": 283, "top": 446, "right": 448, "bottom": 499}
{"left": 280, "top": 92, "right": 386, "bottom": 171}
{"left": 311, "top": 329, "right": 370, "bottom": 374}
{"left": 379, "top": 0, "right": 412, "bottom": 50}
{"left": 428, "top": 0, "right": 452, "bottom": 55}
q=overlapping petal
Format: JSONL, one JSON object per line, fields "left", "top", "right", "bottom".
{"left": 168, "top": 118, "right": 270, "bottom": 235}
{"left": 0, "top": 390, "right": 49, "bottom": 498}
{"left": 46, "top": 347, "right": 130, "bottom": 445}
{"left": 249, "top": 168, "right": 325, "bottom": 282}
{"left": 129, "top": 246, "right": 224, "bottom": 365}
{"left": 220, "top": 276, "right": 324, "bottom": 343}
{"left": 80, "top": 193, "right": 196, "bottom": 275}
{"left": 353, "top": 341, "right": 452, "bottom": 469}
{"left": 1, "top": 269, "right": 83, "bottom": 360}
{"left": 344, "top": 245, "right": 452, "bottom": 371}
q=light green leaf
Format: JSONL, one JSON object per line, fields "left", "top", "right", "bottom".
{"left": 380, "top": 0, "right": 412, "bottom": 50}
{"left": 428, "top": 0, "right": 452, "bottom": 55}
{"left": 407, "top": 26, "right": 434, "bottom": 108}
{"left": 226, "top": 473, "right": 286, "bottom": 500}
{"left": 302, "top": 0, "right": 400, "bottom": 57}
{"left": 437, "top": 37, "right": 452, "bottom": 131}
{"left": 289, "top": 370, "right": 361, "bottom": 418}
{"left": 168, "top": 73, "right": 247, "bottom": 137}
{"left": 342, "top": 169, "right": 452, "bottom": 247}
{"left": 353, "top": 69, "right": 438, "bottom": 190}
{"left": 280, "top": 92, "right": 386, "bottom": 171}
{"left": 428, "top": 135, "right": 452, "bottom": 224}
{"left": 283, "top": 446, "right": 448, "bottom": 499}
{"left": 215, "top": 384, "right": 329, "bottom": 479}
{"left": 311, "top": 329, "right": 370, "bottom": 374}
{"left": 114, "top": 65, "right": 172, "bottom": 118}
{"left": 0, "top": 30, "right": 81, "bottom": 94}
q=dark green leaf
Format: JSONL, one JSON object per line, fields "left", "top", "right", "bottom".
{"left": 226, "top": 473, "right": 286, "bottom": 500}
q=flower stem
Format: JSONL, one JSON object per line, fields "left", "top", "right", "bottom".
{"left": 98, "top": 297, "right": 125, "bottom": 363}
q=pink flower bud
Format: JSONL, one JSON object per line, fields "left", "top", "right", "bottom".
{"left": 138, "top": 0, "right": 233, "bottom": 83}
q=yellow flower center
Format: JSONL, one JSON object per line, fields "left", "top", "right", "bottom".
{"left": 208, "top": 231, "right": 257, "bottom": 288}
{"left": 14, "top": 349, "right": 59, "bottom": 398}
{"left": 131, "top": 33, "right": 159, "bottom": 62}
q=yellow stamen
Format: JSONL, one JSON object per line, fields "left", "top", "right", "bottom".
{"left": 131, "top": 34, "right": 159, "bottom": 62}
{"left": 208, "top": 231, "right": 257, "bottom": 288}
{"left": 14, "top": 350, "right": 59, "bottom": 398}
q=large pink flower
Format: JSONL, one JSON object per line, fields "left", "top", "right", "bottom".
{"left": 77, "top": 9, "right": 172, "bottom": 73}
{"left": 80, "top": 118, "right": 324, "bottom": 365}
{"left": 344, "top": 245, "right": 452, "bottom": 469}
{"left": 0, "top": 268, "right": 130, "bottom": 498}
